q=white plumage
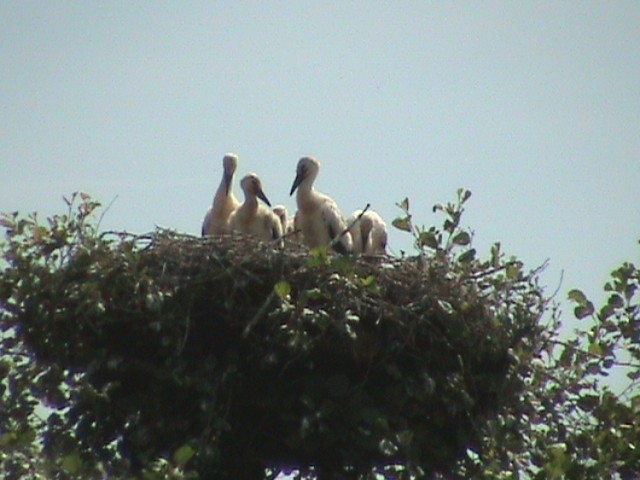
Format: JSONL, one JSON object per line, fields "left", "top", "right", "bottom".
{"left": 348, "top": 209, "right": 388, "bottom": 255}
{"left": 201, "top": 153, "right": 241, "bottom": 236}
{"left": 272, "top": 205, "right": 297, "bottom": 239}
{"left": 290, "top": 157, "right": 353, "bottom": 254}
{"left": 230, "top": 173, "right": 283, "bottom": 242}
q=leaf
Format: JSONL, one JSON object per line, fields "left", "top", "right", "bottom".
{"left": 607, "top": 293, "right": 624, "bottom": 309}
{"left": 545, "top": 443, "right": 568, "bottom": 478}
{"left": 567, "top": 289, "right": 588, "bottom": 305}
{"left": 627, "top": 369, "right": 640, "bottom": 382}
{"left": 359, "top": 275, "right": 376, "bottom": 287}
{"left": 443, "top": 219, "right": 454, "bottom": 233}
{"left": 452, "top": 231, "right": 471, "bottom": 246}
{"left": 301, "top": 288, "right": 323, "bottom": 302}
{"left": 307, "top": 246, "right": 329, "bottom": 268}
{"left": 588, "top": 342, "right": 603, "bottom": 356}
{"left": 0, "top": 360, "right": 10, "bottom": 379}
{"left": 438, "top": 300, "right": 454, "bottom": 315}
{"left": 598, "top": 304, "right": 616, "bottom": 322}
{"left": 274, "top": 280, "right": 291, "bottom": 300}
{"left": 378, "top": 438, "right": 398, "bottom": 457}
{"left": 0, "top": 432, "right": 17, "bottom": 447}
{"left": 61, "top": 452, "right": 82, "bottom": 475}
{"left": 458, "top": 248, "right": 476, "bottom": 263}
{"left": 506, "top": 263, "right": 521, "bottom": 279}
{"left": 490, "top": 242, "right": 501, "bottom": 267}
{"left": 173, "top": 444, "right": 195, "bottom": 466}
{"left": 0, "top": 215, "right": 14, "bottom": 229}
{"left": 558, "top": 346, "right": 575, "bottom": 367}
{"left": 418, "top": 231, "right": 439, "bottom": 249}
{"left": 577, "top": 394, "right": 600, "bottom": 412}
{"left": 392, "top": 216, "right": 412, "bottom": 233}
{"left": 396, "top": 430, "right": 414, "bottom": 447}
{"left": 574, "top": 301, "right": 595, "bottom": 320}
{"left": 462, "top": 189, "right": 472, "bottom": 202}
{"left": 399, "top": 197, "right": 409, "bottom": 212}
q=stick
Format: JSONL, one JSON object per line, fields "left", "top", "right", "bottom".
{"left": 328, "top": 203, "right": 371, "bottom": 252}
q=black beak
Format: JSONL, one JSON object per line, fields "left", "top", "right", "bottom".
{"left": 256, "top": 188, "right": 272, "bottom": 207}
{"left": 290, "top": 170, "right": 304, "bottom": 196}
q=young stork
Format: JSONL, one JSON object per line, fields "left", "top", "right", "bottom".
{"left": 349, "top": 209, "right": 388, "bottom": 255}
{"left": 272, "top": 205, "right": 297, "bottom": 239}
{"left": 201, "top": 153, "right": 241, "bottom": 236}
{"left": 289, "top": 156, "right": 353, "bottom": 254}
{"left": 230, "top": 173, "right": 283, "bottom": 242}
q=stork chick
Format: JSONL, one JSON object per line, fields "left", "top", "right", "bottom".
{"left": 272, "top": 204, "right": 298, "bottom": 240}
{"left": 349, "top": 209, "right": 388, "bottom": 255}
{"left": 202, "top": 153, "right": 241, "bottom": 236}
{"left": 289, "top": 156, "right": 353, "bottom": 254}
{"left": 230, "top": 173, "right": 283, "bottom": 242}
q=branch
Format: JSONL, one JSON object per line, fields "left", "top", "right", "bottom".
{"left": 550, "top": 339, "right": 640, "bottom": 369}
{"left": 243, "top": 290, "right": 277, "bottom": 338}
{"left": 328, "top": 203, "right": 370, "bottom": 252}
{"left": 97, "top": 195, "right": 119, "bottom": 230}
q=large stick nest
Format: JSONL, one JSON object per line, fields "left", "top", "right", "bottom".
{"left": 6, "top": 229, "right": 545, "bottom": 478}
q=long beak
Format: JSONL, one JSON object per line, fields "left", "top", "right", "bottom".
{"left": 290, "top": 171, "right": 304, "bottom": 196}
{"left": 224, "top": 172, "right": 233, "bottom": 196}
{"left": 256, "top": 188, "right": 272, "bottom": 207}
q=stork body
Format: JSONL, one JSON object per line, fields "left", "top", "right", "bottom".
{"left": 349, "top": 209, "right": 388, "bottom": 255}
{"left": 202, "top": 153, "right": 240, "bottom": 236}
{"left": 230, "top": 174, "right": 283, "bottom": 242}
{"left": 290, "top": 157, "right": 353, "bottom": 254}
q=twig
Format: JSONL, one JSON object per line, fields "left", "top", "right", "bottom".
{"left": 546, "top": 268, "right": 564, "bottom": 302}
{"left": 243, "top": 290, "right": 277, "bottom": 338}
{"left": 467, "top": 261, "right": 519, "bottom": 281}
{"left": 97, "top": 195, "right": 119, "bottom": 230}
{"left": 282, "top": 228, "right": 303, "bottom": 240}
{"left": 328, "top": 203, "right": 370, "bottom": 252}
{"left": 178, "top": 304, "right": 192, "bottom": 355}
{"left": 550, "top": 339, "right": 640, "bottom": 369}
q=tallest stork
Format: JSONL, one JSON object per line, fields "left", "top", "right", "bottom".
{"left": 202, "top": 153, "right": 241, "bottom": 236}
{"left": 290, "top": 156, "right": 353, "bottom": 254}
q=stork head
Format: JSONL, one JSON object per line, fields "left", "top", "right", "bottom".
{"left": 272, "top": 204, "right": 288, "bottom": 225}
{"left": 222, "top": 153, "right": 239, "bottom": 195}
{"left": 290, "top": 156, "right": 320, "bottom": 196}
{"left": 240, "top": 173, "right": 272, "bottom": 207}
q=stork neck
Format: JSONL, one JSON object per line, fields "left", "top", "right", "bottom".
{"left": 297, "top": 180, "right": 315, "bottom": 195}
{"left": 244, "top": 194, "right": 259, "bottom": 209}
{"left": 213, "top": 176, "right": 229, "bottom": 205}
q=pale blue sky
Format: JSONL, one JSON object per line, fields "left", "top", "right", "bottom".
{"left": 1, "top": 3, "right": 639, "bottom": 342}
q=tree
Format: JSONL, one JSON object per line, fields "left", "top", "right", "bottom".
{"left": 0, "top": 191, "right": 638, "bottom": 479}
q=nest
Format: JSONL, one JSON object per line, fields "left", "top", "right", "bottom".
{"left": 11, "top": 230, "right": 544, "bottom": 478}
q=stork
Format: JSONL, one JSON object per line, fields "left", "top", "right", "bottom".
{"left": 289, "top": 157, "right": 353, "bottom": 254}
{"left": 201, "top": 153, "right": 241, "bottom": 236}
{"left": 349, "top": 209, "right": 388, "bottom": 255}
{"left": 272, "top": 204, "right": 297, "bottom": 239}
{"left": 230, "top": 173, "right": 283, "bottom": 242}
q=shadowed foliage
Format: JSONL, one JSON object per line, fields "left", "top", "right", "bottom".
{"left": 1, "top": 191, "right": 638, "bottom": 479}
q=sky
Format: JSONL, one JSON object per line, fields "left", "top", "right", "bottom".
{"left": 1, "top": 3, "right": 639, "bottom": 379}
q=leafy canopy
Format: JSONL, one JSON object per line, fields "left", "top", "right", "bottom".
{"left": 0, "top": 190, "right": 638, "bottom": 479}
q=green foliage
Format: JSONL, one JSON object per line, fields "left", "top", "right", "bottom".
{"left": 0, "top": 192, "right": 638, "bottom": 479}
